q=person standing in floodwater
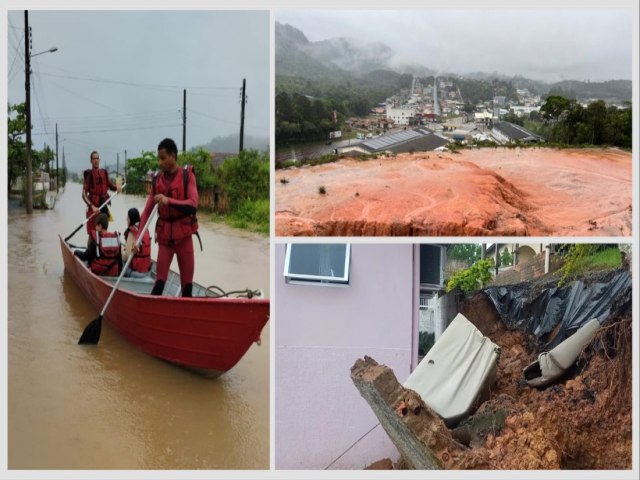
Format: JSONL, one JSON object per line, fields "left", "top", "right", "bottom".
{"left": 138, "top": 138, "right": 199, "bottom": 297}
{"left": 83, "top": 150, "right": 119, "bottom": 236}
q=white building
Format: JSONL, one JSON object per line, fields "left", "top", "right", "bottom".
{"left": 386, "top": 104, "right": 417, "bottom": 126}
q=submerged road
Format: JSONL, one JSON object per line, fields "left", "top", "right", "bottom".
{"left": 7, "top": 183, "right": 269, "bottom": 469}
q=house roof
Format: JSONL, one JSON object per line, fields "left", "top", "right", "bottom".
{"left": 360, "top": 129, "right": 448, "bottom": 154}
{"left": 493, "top": 121, "right": 544, "bottom": 142}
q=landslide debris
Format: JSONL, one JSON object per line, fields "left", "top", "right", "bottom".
{"left": 363, "top": 270, "right": 632, "bottom": 470}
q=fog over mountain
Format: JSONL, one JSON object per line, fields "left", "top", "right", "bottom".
{"left": 277, "top": 10, "right": 632, "bottom": 83}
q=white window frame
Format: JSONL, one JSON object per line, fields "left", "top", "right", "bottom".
{"left": 284, "top": 243, "right": 351, "bottom": 287}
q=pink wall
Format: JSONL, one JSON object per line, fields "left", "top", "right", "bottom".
{"left": 275, "top": 244, "right": 415, "bottom": 469}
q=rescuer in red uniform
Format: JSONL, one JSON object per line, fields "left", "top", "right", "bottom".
{"left": 82, "top": 150, "right": 119, "bottom": 236}
{"left": 138, "top": 138, "right": 199, "bottom": 297}
{"left": 122, "top": 207, "right": 152, "bottom": 278}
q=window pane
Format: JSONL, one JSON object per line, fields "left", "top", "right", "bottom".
{"left": 288, "top": 244, "right": 347, "bottom": 279}
{"left": 420, "top": 245, "right": 442, "bottom": 286}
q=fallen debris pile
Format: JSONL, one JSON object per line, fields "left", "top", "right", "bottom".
{"left": 353, "top": 268, "right": 632, "bottom": 470}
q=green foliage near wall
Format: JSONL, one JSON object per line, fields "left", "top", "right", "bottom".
{"left": 446, "top": 259, "right": 494, "bottom": 293}
{"left": 558, "top": 245, "right": 621, "bottom": 286}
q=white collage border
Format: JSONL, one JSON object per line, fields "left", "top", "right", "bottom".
{"left": 1, "top": 1, "right": 638, "bottom": 479}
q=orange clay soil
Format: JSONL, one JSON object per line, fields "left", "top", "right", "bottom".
{"left": 459, "top": 293, "right": 632, "bottom": 470}
{"left": 275, "top": 148, "right": 632, "bottom": 236}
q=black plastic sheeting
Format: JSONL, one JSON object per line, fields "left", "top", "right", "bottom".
{"left": 484, "top": 269, "right": 631, "bottom": 349}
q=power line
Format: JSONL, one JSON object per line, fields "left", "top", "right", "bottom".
{"left": 44, "top": 75, "right": 128, "bottom": 114}
{"left": 37, "top": 68, "right": 238, "bottom": 92}
{"left": 47, "top": 123, "right": 182, "bottom": 135}
{"left": 32, "top": 72, "right": 55, "bottom": 148}
{"left": 190, "top": 107, "right": 268, "bottom": 133}
{"left": 8, "top": 32, "right": 25, "bottom": 79}
{"left": 190, "top": 107, "right": 240, "bottom": 126}
{"left": 39, "top": 108, "right": 178, "bottom": 123}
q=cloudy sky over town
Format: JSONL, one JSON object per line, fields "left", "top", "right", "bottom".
{"left": 7, "top": 10, "right": 269, "bottom": 172}
{"left": 276, "top": 9, "right": 633, "bottom": 83}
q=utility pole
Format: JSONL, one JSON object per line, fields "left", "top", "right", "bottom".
{"left": 62, "top": 146, "right": 66, "bottom": 186}
{"left": 116, "top": 152, "right": 119, "bottom": 179}
{"left": 124, "top": 149, "right": 127, "bottom": 177}
{"left": 239, "top": 78, "right": 246, "bottom": 152}
{"left": 55, "top": 123, "right": 59, "bottom": 191}
{"left": 182, "top": 89, "right": 186, "bottom": 153}
{"left": 23, "top": 11, "right": 57, "bottom": 212}
{"left": 24, "top": 10, "right": 33, "bottom": 214}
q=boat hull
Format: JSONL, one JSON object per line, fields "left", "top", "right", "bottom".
{"left": 60, "top": 235, "right": 269, "bottom": 375}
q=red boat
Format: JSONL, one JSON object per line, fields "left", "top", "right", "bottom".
{"left": 60, "top": 235, "right": 269, "bottom": 376}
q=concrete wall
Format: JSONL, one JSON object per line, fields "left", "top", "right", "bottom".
{"left": 275, "top": 244, "right": 415, "bottom": 469}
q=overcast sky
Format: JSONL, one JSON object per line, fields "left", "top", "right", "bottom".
{"left": 7, "top": 10, "right": 269, "bottom": 173}
{"left": 277, "top": 10, "right": 632, "bottom": 83}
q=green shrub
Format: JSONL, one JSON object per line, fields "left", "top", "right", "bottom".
{"left": 446, "top": 259, "right": 494, "bottom": 293}
{"left": 227, "top": 198, "right": 269, "bottom": 234}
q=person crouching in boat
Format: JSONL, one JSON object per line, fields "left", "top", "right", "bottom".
{"left": 74, "top": 213, "right": 123, "bottom": 276}
{"left": 137, "top": 138, "right": 199, "bottom": 297}
{"left": 122, "top": 207, "right": 151, "bottom": 278}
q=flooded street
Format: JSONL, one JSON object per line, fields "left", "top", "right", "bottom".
{"left": 7, "top": 183, "right": 270, "bottom": 469}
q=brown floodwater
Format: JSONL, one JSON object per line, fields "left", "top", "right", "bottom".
{"left": 7, "top": 183, "right": 270, "bottom": 469}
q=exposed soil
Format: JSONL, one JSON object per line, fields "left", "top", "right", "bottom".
{"left": 363, "top": 285, "right": 632, "bottom": 470}
{"left": 460, "top": 293, "right": 632, "bottom": 470}
{"left": 276, "top": 147, "right": 631, "bottom": 236}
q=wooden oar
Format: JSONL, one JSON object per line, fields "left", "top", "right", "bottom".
{"left": 64, "top": 184, "right": 127, "bottom": 242}
{"left": 78, "top": 202, "right": 158, "bottom": 345}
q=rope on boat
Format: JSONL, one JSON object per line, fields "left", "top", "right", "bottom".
{"left": 204, "top": 285, "right": 261, "bottom": 299}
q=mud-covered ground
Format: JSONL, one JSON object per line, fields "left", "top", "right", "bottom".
{"left": 458, "top": 293, "right": 632, "bottom": 469}
{"left": 276, "top": 147, "right": 631, "bottom": 236}
{"left": 365, "top": 278, "right": 632, "bottom": 471}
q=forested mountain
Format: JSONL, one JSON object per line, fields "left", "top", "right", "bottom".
{"left": 547, "top": 80, "right": 631, "bottom": 101}
{"left": 276, "top": 22, "right": 396, "bottom": 77}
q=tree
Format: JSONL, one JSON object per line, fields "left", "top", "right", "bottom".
{"left": 219, "top": 149, "right": 269, "bottom": 210}
{"left": 500, "top": 248, "right": 513, "bottom": 267}
{"left": 8, "top": 103, "right": 27, "bottom": 191}
{"left": 124, "top": 151, "right": 157, "bottom": 195}
{"left": 178, "top": 148, "right": 217, "bottom": 189}
{"left": 540, "top": 95, "right": 573, "bottom": 123}
{"left": 585, "top": 100, "right": 607, "bottom": 145}
{"left": 448, "top": 244, "right": 481, "bottom": 267}
{"left": 503, "top": 110, "right": 524, "bottom": 126}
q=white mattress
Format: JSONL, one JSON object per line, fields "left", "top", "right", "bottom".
{"left": 404, "top": 313, "right": 500, "bottom": 426}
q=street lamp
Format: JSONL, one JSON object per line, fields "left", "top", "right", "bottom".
{"left": 31, "top": 46, "right": 58, "bottom": 57}
{"left": 24, "top": 10, "right": 58, "bottom": 214}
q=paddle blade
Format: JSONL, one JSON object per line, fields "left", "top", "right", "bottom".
{"left": 78, "top": 315, "right": 103, "bottom": 345}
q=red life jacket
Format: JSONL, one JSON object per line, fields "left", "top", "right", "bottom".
{"left": 90, "top": 230, "right": 121, "bottom": 276}
{"left": 125, "top": 224, "right": 151, "bottom": 273}
{"left": 84, "top": 168, "right": 110, "bottom": 207}
{"left": 152, "top": 165, "right": 198, "bottom": 246}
